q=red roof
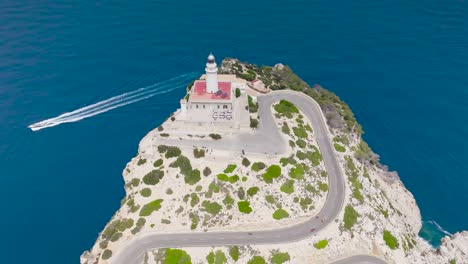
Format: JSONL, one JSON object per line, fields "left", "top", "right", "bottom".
{"left": 191, "top": 81, "right": 232, "bottom": 101}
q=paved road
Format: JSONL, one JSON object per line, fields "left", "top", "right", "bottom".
{"left": 331, "top": 255, "right": 387, "bottom": 264}
{"left": 111, "top": 91, "right": 384, "bottom": 264}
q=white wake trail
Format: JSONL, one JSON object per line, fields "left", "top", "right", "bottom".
{"left": 29, "top": 73, "right": 195, "bottom": 131}
{"left": 52, "top": 77, "right": 190, "bottom": 122}
{"left": 48, "top": 73, "right": 194, "bottom": 121}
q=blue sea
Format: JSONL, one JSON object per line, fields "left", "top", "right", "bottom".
{"left": 0, "top": 1, "right": 466, "bottom": 263}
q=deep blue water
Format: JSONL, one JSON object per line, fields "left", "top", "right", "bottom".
{"left": 1, "top": 1, "right": 467, "bottom": 263}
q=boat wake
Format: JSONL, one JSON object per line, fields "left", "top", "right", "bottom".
{"left": 425, "top": 220, "right": 452, "bottom": 236}
{"left": 28, "top": 73, "right": 197, "bottom": 131}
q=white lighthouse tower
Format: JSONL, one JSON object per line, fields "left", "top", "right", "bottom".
{"left": 205, "top": 53, "right": 219, "bottom": 93}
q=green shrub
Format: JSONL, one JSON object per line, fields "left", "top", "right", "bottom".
{"left": 250, "top": 117, "right": 259, "bottom": 128}
{"left": 223, "top": 195, "right": 234, "bottom": 207}
{"left": 247, "top": 186, "right": 259, "bottom": 196}
{"left": 206, "top": 250, "right": 227, "bottom": 264}
{"left": 265, "top": 195, "right": 276, "bottom": 204}
{"left": 274, "top": 100, "right": 299, "bottom": 118}
{"left": 289, "top": 164, "right": 305, "bottom": 180}
{"left": 202, "top": 201, "right": 222, "bottom": 215}
{"left": 137, "top": 158, "right": 147, "bottom": 166}
{"left": 293, "top": 126, "right": 307, "bottom": 138}
{"left": 101, "top": 249, "right": 112, "bottom": 260}
{"left": 251, "top": 162, "right": 266, "bottom": 172}
{"left": 235, "top": 88, "right": 241, "bottom": 98}
{"left": 224, "top": 164, "right": 237, "bottom": 173}
{"left": 242, "top": 157, "right": 251, "bottom": 167}
{"left": 140, "top": 188, "right": 151, "bottom": 197}
{"left": 99, "top": 240, "right": 108, "bottom": 249}
{"left": 193, "top": 148, "right": 205, "bottom": 158}
{"left": 153, "top": 159, "right": 163, "bottom": 167}
{"left": 248, "top": 256, "right": 266, "bottom": 264}
{"left": 383, "top": 230, "right": 399, "bottom": 249}
{"left": 262, "top": 165, "right": 281, "bottom": 183}
{"left": 203, "top": 166, "right": 212, "bottom": 176}
{"left": 343, "top": 205, "right": 359, "bottom": 230}
{"left": 270, "top": 252, "right": 290, "bottom": 264}
{"left": 143, "top": 170, "right": 164, "bottom": 185}
{"left": 281, "top": 122, "right": 290, "bottom": 134}
{"left": 238, "top": 200, "right": 252, "bottom": 214}
{"left": 314, "top": 239, "right": 328, "bottom": 249}
{"left": 160, "top": 133, "right": 169, "bottom": 137}
{"left": 190, "top": 193, "right": 200, "bottom": 207}
{"left": 185, "top": 169, "right": 201, "bottom": 185}
{"left": 318, "top": 182, "right": 329, "bottom": 192}
{"left": 165, "top": 146, "right": 181, "bottom": 158}
{"left": 157, "top": 126, "right": 164, "bottom": 131}
{"left": 296, "top": 139, "right": 307, "bottom": 148}
{"left": 334, "top": 143, "right": 346, "bottom": 152}
{"left": 209, "top": 133, "right": 222, "bottom": 140}
{"left": 170, "top": 155, "right": 192, "bottom": 176}
{"left": 273, "top": 209, "right": 289, "bottom": 220}
{"left": 229, "top": 246, "right": 240, "bottom": 261}
{"left": 308, "top": 150, "right": 322, "bottom": 166}
{"left": 165, "top": 248, "right": 191, "bottom": 264}
{"left": 248, "top": 95, "right": 258, "bottom": 113}
{"left": 139, "top": 199, "right": 163, "bottom": 216}
{"left": 280, "top": 180, "right": 295, "bottom": 194}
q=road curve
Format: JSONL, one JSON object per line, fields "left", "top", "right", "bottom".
{"left": 111, "top": 90, "right": 383, "bottom": 264}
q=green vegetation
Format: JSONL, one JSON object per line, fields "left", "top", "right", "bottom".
{"left": 137, "top": 158, "right": 147, "bottom": 166}
{"left": 143, "top": 169, "right": 164, "bottom": 185}
{"left": 333, "top": 135, "right": 349, "bottom": 145}
{"left": 193, "top": 148, "right": 205, "bottom": 158}
{"left": 345, "top": 156, "right": 364, "bottom": 203}
{"left": 248, "top": 95, "right": 258, "bottom": 113}
{"left": 207, "top": 250, "right": 227, "bottom": 264}
{"left": 209, "top": 133, "right": 222, "bottom": 140}
{"left": 247, "top": 256, "right": 266, "bottom": 264}
{"left": 242, "top": 157, "right": 251, "bottom": 167}
{"left": 295, "top": 139, "right": 306, "bottom": 148}
{"left": 251, "top": 162, "right": 266, "bottom": 172}
{"left": 274, "top": 100, "right": 299, "bottom": 118}
{"left": 190, "top": 193, "right": 200, "bottom": 207}
{"left": 229, "top": 246, "right": 240, "bottom": 261}
{"left": 280, "top": 179, "right": 295, "bottom": 194}
{"left": 270, "top": 252, "right": 290, "bottom": 264}
{"left": 250, "top": 117, "right": 259, "bottom": 128}
{"left": 343, "top": 205, "right": 359, "bottom": 230}
{"left": 153, "top": 158, "right": 163, "bottom": 167}
{"left": 217, "top": 174, "right": 240, "bottom": 183}
{"left": 131, "top": 178, "right": 140, "bottom": 187}
{"left": 281, "top": 122, "right": 290, "bottom": 134}
{"left": 383, "top": 230, "right": 399, "bottom": 249}
{"left": 354, "top": 140, "right": 378, "bottom": 164}
{"left": 165, "top": 248, "right": 192, "bottom": 264}
{"left": 238, "top": 200, "right": 253, "bottom": 214}
{"left": 299, "top": 197, "right": 313, "bottom": 210}
{"left": 318, "top": 182, "right": 329, "bottom": 192}
{"left": 238, "top": 69, "right": 256, "bottom": 81}
{"left": 449, "top": 259, "right": 456, "bottom": 264}
{"left": 265, "top": 195, "right": 276, "bottom": 204}
{"left": 139, "top": 199, "right": 163, "bottom": 216}
{"left": 314, "top": 239, "right": 329, "bottom": 249}
{"left": 247, "top": 186, "right": 259, "bottom": 196}
{"left": 224, "top": 164, "right": 237, "bottom": 173}
{"left": 169, "top": 155, "right": 200, "bottom": 185}
{"left": 140, "top": 188, "right": 151, "bottom": 197}
{"left": 130, "top": 218, "right": 146, "bottom": 235}
{"left": 101, "top": 249, "right": 112, "bottom": 260}
{"left": 157, "top": 145, "right": 182, "bottom": 159}
{"left": 292, "top": 126, "right": 307, "bottom": 138}
{"left": 308, "top": 149, "right": 322, "bottom": 166}
{"left": 203, "top": 166, "right": 212, "bottom": 176}
{"left": 235, "top": 87, "right": 241, "bottom": 98}
{"left": 202, "top": 201, "right": 222, "bottom": 215}
{"left": 262, "top": 165, "right": 281, "bottom": 183}
{"left": 334, "top": 143, "right": 346, "bottom": 152}
{"left": 223, "top": 195, "right": 234, "bottom": 208}
{"left": 273, "top": 208, "right": 289, "bottom": 220}
{"left": 289, "top": 163, "right": 305, "bottom": 180}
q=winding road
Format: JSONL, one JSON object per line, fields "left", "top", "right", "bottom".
{"left": 111, "top": 91, "right": 386, "bottom": 264}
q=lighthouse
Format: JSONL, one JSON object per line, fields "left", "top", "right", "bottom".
{"left": 205, "top": 53, "right": 219, "bottom": 93}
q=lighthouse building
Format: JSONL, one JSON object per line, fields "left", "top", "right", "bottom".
{"left": 178, "top": 53, "right": 248, "bottom": 125}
